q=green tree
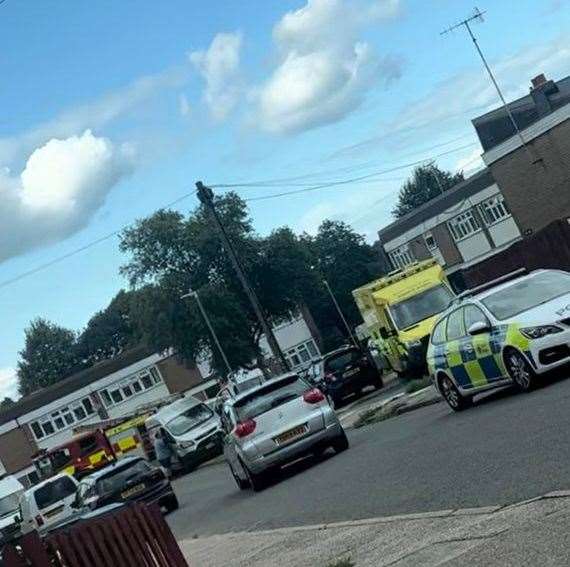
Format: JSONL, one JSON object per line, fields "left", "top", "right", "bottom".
{"left": 392, "top": 164, "right": 464, "bottom": 219}
{"left": 0, "top": 397, "right": 15, "bottom": 410}
{"left": 17, "top": 319, "right": 80, "bottom": 397}
{"left": 76, "top": 290, "right": 141, "bottom": 365}
{"left": 119, "top": 193, "right": 304, "bottom": 376}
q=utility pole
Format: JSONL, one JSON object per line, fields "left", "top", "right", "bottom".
{"left": 181, "top": 289, "right": 232, "bottom": 376}
{"left": 323, "top": 279, "right": 359, "bottom": 349}
{"left": 441, "top": 7, "right": 535, "bottom": 163}
{"left": 195, "top": 181, "right": 289, "bottom": 374}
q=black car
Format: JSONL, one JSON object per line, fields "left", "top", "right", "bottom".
{"left": 319, "top": 346, "right": 383, "bottom": 408}
{"left": 76, "top": 456, "right": 179, "bottom": 514}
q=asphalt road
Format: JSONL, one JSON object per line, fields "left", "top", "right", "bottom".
{"left": 168, "top": 371, "right": 570, "bottom": 539}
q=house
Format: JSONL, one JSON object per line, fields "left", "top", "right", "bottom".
{"left": 474, "top": 73, "right": 570, "bottom": 235}
{"left": 377, "top": 168, "right": 521, "bottom": 290}
{"left": 0, "top": 347, "right": 211, "bottom": 486}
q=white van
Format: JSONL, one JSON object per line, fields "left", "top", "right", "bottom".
{"left": 146, "top": 396, "right": 223, "bottom": 472}
{"left": 0, "top": 476, "right": 25, "bottom": 545}
{"left": 19, "top": 473, "right": 79, "bottom": 535}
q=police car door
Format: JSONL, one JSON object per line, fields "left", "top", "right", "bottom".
{"left": 463, "top": 304, "right": 505, "bottom": 385}
{"left": 445, "top": 308, "right": 472, "bottom": 390}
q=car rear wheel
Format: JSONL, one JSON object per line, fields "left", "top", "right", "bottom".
{"left": 327, "top": 394, "right": 339, "bottom": 410}
{"left": 505, "top": 349, "right": 536, "bottom": 392}
{"left": 332, "top": 429, "right": 349, "bottom": 453}
{"left": 243, "top": 463, "right": 267, "bottom": 492}
{"left": 372, "top": 371, "right": 384, "bottom": 390}
{"left": 439, "top": 374, "right": 472, "bottom": 411}
{"left": 164, "top": 494, "right": 179, "bottom": 512}
{"left": 229, "top": 463, "right": 248, "bottom": 490}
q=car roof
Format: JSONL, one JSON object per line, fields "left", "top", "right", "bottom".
{"left": 322, "top": 345, "right": 358, "bottom": 359}
{"left": 85, "top": 456, "right": 143, "bottom": 481}
{"left": 0, "top": 475, "right": 24, "bottom": 496}
{"left": 152, "top": 395, "right": 203, "bottom": 424}
{"left": 226, "top": 372, "right": 300, "bottom": 406}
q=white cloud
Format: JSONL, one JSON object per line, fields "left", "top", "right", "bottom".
{"left": 253, "top": 0, "right": 402, "bottom": 135}
{"left": 189, "top": 32, "right": 243, "bottom": 121}
{"left": 0, "top": 130, "right": 133, "bottom": 263}
{"left": 0, "top": 368, "right": 19, "bottom": 401}
{"left": 179, "top": 94, "right": 191, "bottom": 117}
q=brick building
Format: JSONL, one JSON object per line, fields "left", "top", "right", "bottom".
{"left": 0, "top": 347, "right": 210, "bottom": 486}
{"left": 376, "top": 73, "right": 570, "bottom": 290}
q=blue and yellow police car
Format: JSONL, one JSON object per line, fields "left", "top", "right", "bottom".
{"left": 427, "top": 269, "right": 570, "bottom": 411}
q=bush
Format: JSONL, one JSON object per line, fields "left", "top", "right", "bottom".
{"left": 405, "top": 377, "right": 431, "bottom": 394}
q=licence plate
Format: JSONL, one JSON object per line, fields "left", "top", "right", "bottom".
{"left": 121, "top": 483, "right": 145, "bottom": 499}
{"left": 275, "top": 425, "right": 308, "bottom": 445}
{"left": 343, "top": 368, "right": 359, "bottom": 378}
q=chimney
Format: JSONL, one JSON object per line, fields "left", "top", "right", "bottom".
{"left": 531, "top": 74, "right": 547, "bottom": 90}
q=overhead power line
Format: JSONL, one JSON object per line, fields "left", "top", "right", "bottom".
{"left": 242, "top": 142, "right": 478, "bottom": 203}
{"left": 0, "top": 191, "right": 197, "bottom": 292}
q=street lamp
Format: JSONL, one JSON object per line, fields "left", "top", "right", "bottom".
{"left": 322, "top": 279, "right": 359, "bottom": 349}
{"left": 181, "top": 289, "right": 232, "bottom": 376}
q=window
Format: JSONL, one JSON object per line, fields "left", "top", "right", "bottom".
{"left": 448, "top": 211, "right": 480, "bottom": 241}
{"left": 132, "top": 381, "right": 142, "bottom": 393}
{"left": 149, "top": 367, "right": 162, "bottom": 384}
{"left": 29, "top": 396, "right": 96, "bottom": 440}
{"left": 122, "top": 385, "right": 133, "bottom": 398}
{"left": 101, "top": 391, "right": 112, "bottom": 407}
{"left": 110, "top": 389, "right": 123, "bottom": 404}
{"left": 34, "top": 477, "right": 77, "bottom": 510}
{"left": 478, "top": 195, "right": 511, "bottom": 226}
{"left": 389, "top": 285, "right": 454, "bottom": 330}
{"left": 446, "top": 309, "right": 465, "bottom": 341}
{"left": 31, "top": 422, "right": 44, "bottom": 440}
{"left": 166, "top": 405, "right": 213, "bottom": 436}
{"left": 82, "top": 398, "right": 94, "bottom": 415}
{"left": 389, "top": 244, "right": 414, "bottom": 270}
{"left": 424, "top": 231, "right": 438, "bottom": 251}
{"left": 63, "top": 412, "right": 74, "bottom": 426}
{"left": 42, "top": 422, "right": 55, "bottom": 436}
{"left": 285, "top": 340, "right": 320, "bottom": 368}
{"left": 73, "top": 406, "right": 87, "bottom": 421}
{"left": 463, "top": 305, "right": 489, "bottom": 332}
{"left": 141, "top": 374, "right": 153, "bottom": 389}
{"left": 431, "top": 319, "right": 447, "bottom": 345}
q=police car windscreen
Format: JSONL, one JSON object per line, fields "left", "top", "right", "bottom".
{"left": 390, "top": 285, "right": 454, "bottom": 330}
{"left": 481, "top": 271, "right": 570, "bottom": 320}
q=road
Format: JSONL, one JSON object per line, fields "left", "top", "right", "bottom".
{"left": 168, "top": 371, "right": 570, "bottom": 540}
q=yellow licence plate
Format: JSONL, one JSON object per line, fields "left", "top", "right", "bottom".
{"left": 275, "top": 425, "right": 307, "bottom": 445}
{"left": 121, "top": 483, "right": 145, "bottom": 499}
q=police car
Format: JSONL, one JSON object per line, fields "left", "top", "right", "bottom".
{"left": 427, "top": 269, "right": 570, "bottom": 411}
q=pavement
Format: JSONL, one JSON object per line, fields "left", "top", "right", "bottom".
{"left": 179, "top": 491, "right": 570, "bottom": 566}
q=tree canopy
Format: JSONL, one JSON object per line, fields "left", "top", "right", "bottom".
{"left": 392, "top": 164, "right": 464, "bottom": 219}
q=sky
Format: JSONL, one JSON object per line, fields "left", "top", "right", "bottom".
{"left": 0, "top": 0, "right": 569, "bottom": 399}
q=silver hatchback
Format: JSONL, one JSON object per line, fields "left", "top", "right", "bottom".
{"left": 221, "top": 373, "right": 349, "bottom": 491}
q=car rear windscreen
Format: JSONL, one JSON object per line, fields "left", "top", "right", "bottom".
{"left": 234, "top": 376, "right": 308, "bottom": 421}
{"left": 324, "top": 349, "right": 360, "bottom": 373}
{"left": 96, "top": 459, "right": 151, "bottom": 496}
{"left": 34, "top": 477, "right": 77, "bottom": 510}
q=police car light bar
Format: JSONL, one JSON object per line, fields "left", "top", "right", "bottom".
{"left": 457, "top": 268, "right": 529, "bottom": 300}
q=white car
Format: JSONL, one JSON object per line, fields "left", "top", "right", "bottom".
{"left": 19, "top": 473, "right": 79, "bottom": 535}
{"left": 0, "top": 476, "right": 25, "bottom": 545}
{"left": 221, "top": 373, "right": 349, "bottom": 491}
{"left": 427, "top": 269, "right": 570, "bottom": 410}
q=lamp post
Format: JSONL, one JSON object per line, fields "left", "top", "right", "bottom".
{"left": 322, "top": 279, "right": 359, "bottom": 349}
{"left": 181, "top": 289, "right": 232, "bottom": 376}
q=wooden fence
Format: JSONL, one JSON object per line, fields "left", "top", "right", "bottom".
{"left": 2, "top": 503, "right": 189, "bottom": 566}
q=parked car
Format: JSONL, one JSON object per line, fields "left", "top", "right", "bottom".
{"left": 146, "top": 396, "right": 223, "bottom": 472}
{"left": 19, "top": 473, "right": 79, "bottom": 536}
{"left": 221, "top": 373, "right": 349, "bottom": 491}
{"left": 318, "top": 346, "right": 384, "bottom": 409}
{"left": 76, "top": 456, "right": 178, "bottom": 513}
{"left": 0, "top": 476, "right": 25, "bottom": 546}
{"left": 427, "top": 269, "right": 570, "bottom": 411}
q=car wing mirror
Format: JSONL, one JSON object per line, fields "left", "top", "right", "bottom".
{"left": 468, "top": 321, "right": 490, "bottom": 335}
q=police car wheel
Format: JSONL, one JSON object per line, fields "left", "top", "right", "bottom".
{"left": 440, "top": 375, "right": 471, "bottom": 411}
{"left": 505, "top": 350, "right": 535, "bottom": 392}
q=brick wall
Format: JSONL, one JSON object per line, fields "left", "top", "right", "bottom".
{"left": 430, "top": 223, "right": 463, "bottom": 266}
{"left": 156, "top": 355, "right": 204, "bottom": 394}
{"left": 0, "top": 424, "right": 38, "bottom": 475}
{"left": 489, "top": 118, "right": 570, "bottom": 234}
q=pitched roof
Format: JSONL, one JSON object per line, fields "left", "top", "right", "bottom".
{"left": 0, "top": 346, "right": 156, "bottom": 426}
{"left": 377, "top": 168, "right": 495, "bottom": 244}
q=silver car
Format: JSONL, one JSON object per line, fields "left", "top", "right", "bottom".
{"left": 221, "top": 373, "right": 349, "bottom": 491}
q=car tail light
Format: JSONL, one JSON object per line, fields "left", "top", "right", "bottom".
{"left": 234, "top": 419, "right": 256, "bottom": 438}
{"left": 303, "top": 388, "right": 325, "bottom": 404}
{"left": 35, "top": 515, "right": 44, "bottom": 527}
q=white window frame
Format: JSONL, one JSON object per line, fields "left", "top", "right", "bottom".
{"left": 285, "top": 339, "right": 320, "bottom": 369}
{"left": 478, "top": 194, "right": 511, "bottom": 226}
{"left": 99, "top": 366, "right": 164, "bottom": 408}
{"left": 388, "top": 244, "right": 414, "bottom": 269}
{"left": 447, "top": 210, "right": 481, "bottom": 242}
{"left": 423, "top": 231, "right": 438, "bottom": 251}
{"left": 30, "top": 396, "right": 96, "bottom": 441}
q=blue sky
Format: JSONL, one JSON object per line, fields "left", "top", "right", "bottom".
{"left": 0, "top": 0, "right": 569, "bottom": 398}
